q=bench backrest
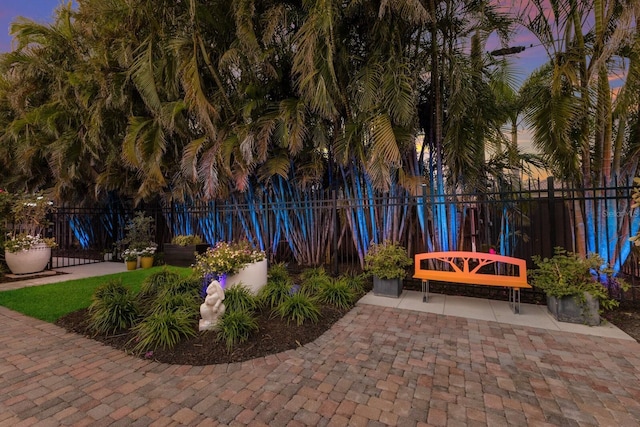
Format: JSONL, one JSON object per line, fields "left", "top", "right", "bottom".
{"left": 414, "top": 251, "right": 531, "bottom": 288}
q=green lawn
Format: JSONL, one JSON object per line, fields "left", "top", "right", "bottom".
{"left": 0, "top": 266, "right": 193, "bottom": 322}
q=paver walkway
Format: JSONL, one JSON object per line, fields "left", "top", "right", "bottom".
{"left": 2, "top": 302, "right": 640, "bottom": 426}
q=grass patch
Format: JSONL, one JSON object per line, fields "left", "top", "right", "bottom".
{"left": 0, "top": 266, "right": 192, "bottom": 323}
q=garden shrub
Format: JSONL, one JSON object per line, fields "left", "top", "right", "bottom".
{"left": 531, "top": 248, "right": 628, "bottom": 311}
{"left": 171, "top": 234, "right": 203, "bottom": 245}
{"left": 318, "top": 277, "right": 355, "bottom": 310}
{"left": 276, "top": 292, "right": 320, "bottom": 326}
{"left": 217, "top": 310, "right": 259, "bottom": 351}
{"left": 88, "top": 279, "right": 139, "bottom": 334}
{"left": 131, "top": 308, "right": 196, "bottom": 353}
{"left": 223, "top": 283, "right": 257, "bottom": 313}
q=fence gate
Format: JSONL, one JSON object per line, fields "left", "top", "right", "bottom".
{"left": 49, "top": 206, "right": 110, "bottom": 268}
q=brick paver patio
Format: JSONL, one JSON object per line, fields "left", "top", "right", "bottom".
{"left": 2, "top": 303, "right": 640, "bottom": 426}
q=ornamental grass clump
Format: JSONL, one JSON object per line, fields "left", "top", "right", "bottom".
{"left": 160, "top": 276, "right": 202, "bottom": 298}
{"left": 318, "top": 277, "right": 355, "bottom": 310}
{"left": 259, "top": 266, "right": 294, "bottom": 309}
{"left": 339, "top": 271, "right": 366, "bottom": 295}
{"left": 217, "top": 310, "right": 259, "bottom": 351}
{"left": 299, "top": 266, "right": 327, "bottom": 281}
{"left": 151, "top": 293, "right": 200, "bottom": 316}
{"left": 276, "top": 292, "right": 320, "bottom": 326}
{"left": 267, "top": 262, "right": 290, "bottom": 283}
{"left": 130, "top": 273, "right": 199, "bottom": 353}
{"left": 194, "top": 240, "right": 265, "bottom": 277}
{"left": 139, "top": 269, "right": 182, "bottom": 300}
{"left": 223, "top": 284, "right": 257, "bottom": 313}
{"left": 131, "top": 308, "right": 197, "bottom": 353}
{"left": 300, "top": 270, "right": 332, "bottom": 295}
{"left": 88, "top": 279, "right": 139, "bottom": 334}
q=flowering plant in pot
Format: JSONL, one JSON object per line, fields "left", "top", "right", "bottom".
{"left": 138, "top": 244, "right": 157, "bottom": 268}
{"left": 194, "top": 240, "right": 267, "bottom": 294}
{"left": 194, "top": 240, "right": 265, "bottom": 276}
{"left": 122, "top": 248, "right": 139, "bottom": 262}
{"left": 4, "top": 234, "right": 57, "bottom": 253}
{"left": 364, "top": 240, "right": 412, "bottom": 298}
{"left": 138, "top": 244, "right": 157, "bottom": 257}
{"left": 2, "top": 191, "right": 57, "bottom": 274}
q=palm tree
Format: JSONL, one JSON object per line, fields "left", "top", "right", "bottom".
{"left": 520, "top": 0, "right": 640, "bottom": 271}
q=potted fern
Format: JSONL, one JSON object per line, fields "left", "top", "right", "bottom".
{"left": 364, "top": 240, "right": 412, "bottom": 298}
{"left": 164, "top": 234, "right": 209, "bottom": 267}
{"left": 530, "top": 248, "right": 627, "bottom": 326}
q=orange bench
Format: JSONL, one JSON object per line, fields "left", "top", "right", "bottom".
{"left": 413, "top": 251, "right": 532, "bottom": 314}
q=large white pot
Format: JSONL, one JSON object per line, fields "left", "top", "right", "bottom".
{"left": 224, "top": 259, "right": 268, "bottom": 295}
{"left": 5, "top": 243, "right": 52, "bottom": 275}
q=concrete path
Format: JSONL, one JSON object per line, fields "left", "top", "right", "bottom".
{"left": 360, "top": 290, "right": 635, "bottom": 341}
{"left": 1, "top": 264, "right": 640, "bottom": 425}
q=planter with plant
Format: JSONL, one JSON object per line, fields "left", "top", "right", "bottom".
{"left": 138, "top": 245, "right": 157, "bottom": 269}
{"left": 194, "top": 240, "right": 267, "bottom": 294}
{"left": 118, "top": 212, "right": 156, "bottom": 266}
{"left": 2, "top": 191, "right": 57, "bottom": 275}
{"left": 164, "top": 234, "right": 209, "bottom": 267}
{"left": 364, "top": 240, "right": 412, "bottom": 298}
{"left": 122, "top": 249, "right": 139, "bottom": 270}
{"left": 530, "top": 248, "right": 627, "bottom": 326}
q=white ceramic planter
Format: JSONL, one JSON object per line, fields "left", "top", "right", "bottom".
{"left": 5, "top": 243, "right": 51, "bottom": 275}
{"left": 224, "top": 259, "right": 268, "bottom": 295}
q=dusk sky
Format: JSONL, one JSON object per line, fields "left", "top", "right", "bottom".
{"left": 0, "top": 0, "right": 62, "bottom": 53}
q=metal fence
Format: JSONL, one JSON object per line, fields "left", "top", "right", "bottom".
{"left": 48, "top": 177, "right": 640, "bottom": 301}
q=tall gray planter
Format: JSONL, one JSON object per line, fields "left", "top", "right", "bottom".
{"left": 164, "top": 244, "right": 209, "bottom": 267}
{"left": 373, "top": 277, "right": 402, "bottom": 298}
{"left": 547, "top": 292, "right": 600, "bottom": 326}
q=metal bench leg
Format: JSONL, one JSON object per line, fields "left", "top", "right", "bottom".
{"left": 422, "top": 280, "right": 429, "bottom": 302}
{"left": 508, "top": 288, "right": 521, "bottom": 314}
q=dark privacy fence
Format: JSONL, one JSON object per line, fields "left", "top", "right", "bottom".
{"left": 50, "top": 177, "right": 640, "bottom": 300}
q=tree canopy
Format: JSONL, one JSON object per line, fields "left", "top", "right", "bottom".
{"left": 0, "top": 0, "right": 637, "bottom": 206}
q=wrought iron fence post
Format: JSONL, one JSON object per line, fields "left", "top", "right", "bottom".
{"left": 421, "top": 184, "right": 428, "bottom": 252}
{"left": 547, "top": 176, "right": 556, "bottom": 250}
{"left": 332, "top": 189, "right": 338, "bottom": 276}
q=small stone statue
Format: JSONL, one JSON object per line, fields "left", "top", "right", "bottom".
{"left": 199, "top": 280, "right": 225, "bottom": 331}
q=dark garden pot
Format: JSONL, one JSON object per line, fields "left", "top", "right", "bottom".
{"left": 163, "top": 244, "right": 209, "bottom": 267}
{"left": 373, "top": 276, "right": 403, "bottom": 298}
{"left": 547, "top": 292, "right": 600, "bottom": 326}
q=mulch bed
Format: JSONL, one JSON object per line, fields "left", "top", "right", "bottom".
{"left": 55, "top": 305, "right": 349, "bottom": 366}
